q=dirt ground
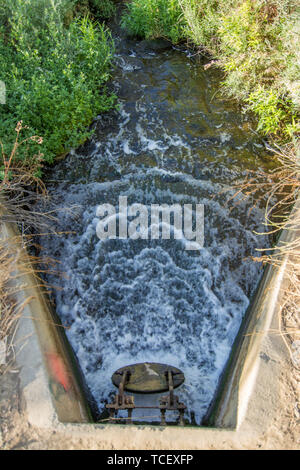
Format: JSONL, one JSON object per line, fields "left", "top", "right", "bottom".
{"left": 0, "top": 348, "right": 299, "bottom": 450}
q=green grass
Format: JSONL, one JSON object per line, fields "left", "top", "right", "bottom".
{"left": 121, "top": 0, "right": 299, "bottom": 143}
{"left": 89, "top": 0, "right": 117, "bottom": 19}
{"left": 0, "top": 0, "right": 117, "bottom": 171}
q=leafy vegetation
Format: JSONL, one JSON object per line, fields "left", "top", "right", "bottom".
{"left": 66, "top": 0, "right": 117, "bottom": 22}
{"left": 0, "top": 0, "right": 116, "bottom": 171}
{"left": 121, "top": 0, "right": 184, "bottom": 43}
{"left": 122, "top": 0, "right": 299, "bottom": 142}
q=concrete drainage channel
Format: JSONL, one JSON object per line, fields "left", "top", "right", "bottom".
{"left": 0, "top": 204, "right": 291, "bottom": 448}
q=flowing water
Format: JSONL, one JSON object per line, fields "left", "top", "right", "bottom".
{"left": 41, "top": 26, "right": 273, "bottom": 424}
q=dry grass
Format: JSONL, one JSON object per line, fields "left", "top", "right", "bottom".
{"left": 230, "top": 141, "right": 300, "bottom": 368}
{"left": 229, "top": 142, "right": 299, "bottom": 228}
{"left": 226, "top": 141, "right": 300, "bottom": 428}
{"left": 0, "top": 121, "right": 52, "bottom": 234}
{"left": 0, "top": 123, "right": 82, "bottom": 375}
{"left": 0, "top": 237, "right": 34, "bottom": 374}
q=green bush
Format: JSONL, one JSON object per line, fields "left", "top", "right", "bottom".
{"left": 179, "top": 0, "right": 220, "bottom": 47}
{"left": 217, "top": 0, "right": 299, "bottom": 138}
{"left": 247, "top": 86, "right": 299, "bottom": 137}
{"left": 0, "top": 0, "right": 116, "bottom": 166}
{"left": 64, "top": 0, "right": 116, "bottom": 23}
{"left": 90, "top": 0, "right": 116, "bottom": 19}
{"left": 121, "top": 0, "right": 184, "bottom": 43}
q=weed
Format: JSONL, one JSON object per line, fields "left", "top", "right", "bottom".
{"left": 0, "top": 0, "right": 117, "bottom": 167}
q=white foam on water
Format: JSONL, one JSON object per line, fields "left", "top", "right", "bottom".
{"left": 220, "top": 133, "right": 231, "bottom": 143}
{"left": 42, "top": 45, "right": 271, "bottom": 424}
{"left": 136, "top": 123, "right": 167, "bottom": 152}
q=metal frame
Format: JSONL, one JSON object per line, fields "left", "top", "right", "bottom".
{"left": 106, "top": 369, "right": 186, "bottom": 426}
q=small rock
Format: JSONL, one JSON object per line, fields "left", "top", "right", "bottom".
{"left": 260, "top": 352, "right": 271, "bottom": 363}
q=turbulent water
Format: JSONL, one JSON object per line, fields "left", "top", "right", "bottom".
{"left": 42, "top": 31, "right": 272, "bottom": 424}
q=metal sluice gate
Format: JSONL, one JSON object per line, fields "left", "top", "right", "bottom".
{"left": 106, "top": 362, "right": 186, "bottom": 426}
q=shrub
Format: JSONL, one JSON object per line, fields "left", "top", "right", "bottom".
{"left": 66, "top": 1, "right": 117, "bottom": 22}
{"left": 217, "top": 0, "right": 299, "bottom": 140}
{"left": 179, "top": 0, "right": 220, "bottom": 47}
{"left": 121, "top": 0, "right": 184, "bottom": 43}
{"left": 247, "top": 87, "right": 299, "bottom": 137}
{"left": 90, "top": 0, "right": 117, "bottom": 19}
{"left": 0, "top": 0, "right": 116, "bottom": 166}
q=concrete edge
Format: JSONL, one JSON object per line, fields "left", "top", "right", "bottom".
{"left": 206, "top": 215, "right": 296, "bottom": 429}
{"left": 0, "top": 203, "right": 92, "bottom": 427}
{"left": 207, "top": 257, "right": 286, "bottom": 428}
